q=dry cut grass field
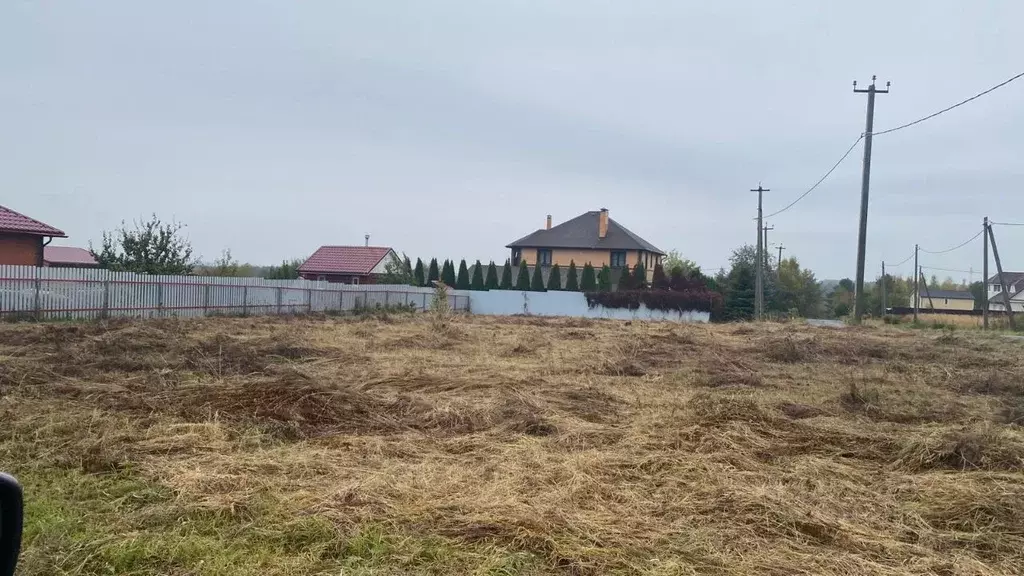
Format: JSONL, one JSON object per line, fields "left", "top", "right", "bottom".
{"left": 1, "top": 314, "right": 1023, "bottom": 575}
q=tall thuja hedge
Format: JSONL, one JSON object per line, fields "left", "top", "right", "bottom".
{"left": 597, "top": 265, "right": 612, "bottom": 291}
{"left": 515, "top": 261, "right": 531, "bottom": 290}
{"left": 413, "top": 258, "right": 425, "bottom": 287}
{"left": 427, "top": 258, "right": 440, "bottom": 285}
{"left": 500, "top": 260, "right": 513, "bottom": 289}
{"left": 580, "top": 263, "right": 597, "bottom": 291}
{"left": 470, "top": 260, "right": 485, "bottom": 290}
{"left": 631, "top": 262, "right": 647, "bottom": 289}
{"left": 564, "top": 261, "right": 579, "bottom": 291}
{"left": 547, "top": 264, "right": 562, "bottom": 291}
{"left": 441, "top": 260, "right": 456, "bottom": 287}
{"left": 456, "top": 259, "right": 471, "bottom": 290}
{"left": 530, "top": 264, "right": 546, "bottom": 291}
{"left": 485, "top": 261, "right": 499, "bottom": 290}
{"left": 651, "top": 262, "right": 668, "bottom": 290}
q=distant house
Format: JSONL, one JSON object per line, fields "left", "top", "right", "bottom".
{"left": 0, "top": 204, "right": 66, "bottom": 266}
{"left": 43, "top": 246, "right": 100, "bottom": 268}
{"left": 506, "top": 208, "right": 664, "bottom": 281}
{"left": 987, "top": 272, "right": 1024, "bottom": 312}
{"left": 915, "top": 289, "right": 976, "bottom": 312}
{"left": 297, "top": 245, "right": 397, "bottom": 284}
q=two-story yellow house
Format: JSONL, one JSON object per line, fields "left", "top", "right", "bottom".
{"left": 506, "top": 208, "right": 664, "bottom": 279}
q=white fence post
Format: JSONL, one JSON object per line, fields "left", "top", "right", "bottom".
{"left": 33, "top": 268, "right": 41, "bottom": 321}
{"left": 102, "top": 279, "right": 110, "bottom": 318}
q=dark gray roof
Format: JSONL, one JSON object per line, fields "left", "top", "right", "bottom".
{"left": 920, "top": 289, "right": 975, "bottom": 300}
{"left": 507, "top": 211, "right": 664, "bottom": 255}
{"left": 986, "top": 272, "right": 1024, "bottom": 285}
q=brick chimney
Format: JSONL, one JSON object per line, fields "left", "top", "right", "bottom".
{"left": 546, "top": 214, "right": 552, "bottom": 230}
{"left": 598, "top": 208, "right": 609, "bottom": 238}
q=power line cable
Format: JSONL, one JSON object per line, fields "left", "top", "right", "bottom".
{"left": 873, "top": 71, "right": 1024, "bottom": 136}
{"left": 919, "top": 230, "right": 984, "bottom": 255}
{"left": 763, "top": 134, "right": 863, "bottom": 219}
{"left": 888, "top": 252, "right": 915, "bottom": 268}
{"left": 921, "top": 265, "right": 974, "bottom": 274}
{"left": 991, "top": 221, "right": 1024, "bottom": 227}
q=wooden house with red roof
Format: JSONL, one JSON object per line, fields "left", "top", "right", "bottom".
{"left": 297, "top": 245, "right": 397, "bottom": 284}
{"left": 0, "top": 205, "right": 66, "bottom": 266}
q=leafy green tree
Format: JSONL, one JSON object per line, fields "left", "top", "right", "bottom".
{"left": 531, "top": 263, "right": 546, "bottom": 291}
{"left": 380, "top": 252, "right": 414, "bottom": 284}
{"left": 515, "top": 261, "right": 531, "bottom": 290}
{"left": 201, "top": 248, "right": 251, "bottom": 277}
{"left": 631, "top": 262, "right": 647, "bottom": 289}
{"left": 413, "top": 258, "right": 425, "bottom": 287}
{"left": 455, "top": 259, "right": 470, "bottom": 290}
{"left": 91, "top": 214, "right": 195, "bottom": 275}
{"left": 427, "top": 258, "right": 440, "bottom": 285}
{"left": 470, "top": 260, "right": 485, "bottom": 290}
{"left": 547, "top": 264, "right": 562, "bottom": 291}
{"left": 597, "top": 265, "right": 612, "bottom": 292}
{"left": 441, "top": 259, "right": 456, "bottom": 287}
{"left": 662, "top": 250, "right": 701, "bottom": 278}
{"left": 774, "top": 257, "right": 822, "bottom": 318}
{"left": 264, "top": 258, "right": 302, "bottom": 280}
{"left": 564, "top": 261, "right": 579, "bottom": 291}
{"left": 500, "top": 260, "right": 513, "bottom": 289}
{"left": 580, "top": 263, "right": 597, "bottom": 291}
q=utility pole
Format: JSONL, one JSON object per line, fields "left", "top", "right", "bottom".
{"left": 852, "top": 75, "right": 890, "bottom": 324}
{"left": 751, "top": 184, "right": 769, "bottom": 320}
{"left": 983, "top": 216, "right": 989, "bottom": 330}
{"left": 777, "top": 245, "right": 785, "bottom": 271}
{"left": 763, "top": 224, "right": 775, "bottom": 270}
{"left": 987, "top": 222, "right": 1016, "bottom": 330}
{"left": 880, "top": 261, "right": 888, "bottom": 317}
{"left": 913, "top": 244, "right": 919, "bottom": 323}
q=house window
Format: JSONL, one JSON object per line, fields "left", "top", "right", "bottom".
{"left": 538, "top": 249, "right": 552, "bottom": 266}
{"left": 610, "top": 250, "right": 627, "bottom": 268}
{"left": 351, "top": 276, "right": 360, "bottom": 285}
{"left": 511, "top": 248, "right": 522, "bottom": 266}
{"left": 317, "top": 275, "right": 326, "bottom": 282}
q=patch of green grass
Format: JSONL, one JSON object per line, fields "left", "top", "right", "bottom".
{"left": 6, "top": 466, "right": 539, "bottom": 575}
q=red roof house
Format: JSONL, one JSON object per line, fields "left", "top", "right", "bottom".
{"left": 43, "top": 246, "right": 100, "bottom": 268}
{"left": 0, "top": 204, "right": 66, "bottom": 266}
{"left": 297, "top": 245, "right": 397, "bottom": 284}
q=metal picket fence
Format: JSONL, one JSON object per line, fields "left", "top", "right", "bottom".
{"left": 0, "top": 265, "right": 468, "bottom": 321}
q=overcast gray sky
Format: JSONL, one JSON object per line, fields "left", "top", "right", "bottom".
{"left": 2, "top": 1, "right": 1022, "bottom": 280}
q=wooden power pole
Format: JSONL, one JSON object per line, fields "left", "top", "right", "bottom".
{"left": 751, "top": 184, "right": 769, "bottom": 320}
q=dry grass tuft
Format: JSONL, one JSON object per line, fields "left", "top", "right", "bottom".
{"left": 896, "top": 427, "right": 1024, "bottom": 471}
{"left": 3, "top": 315, "right": 1024, "bottom": 575}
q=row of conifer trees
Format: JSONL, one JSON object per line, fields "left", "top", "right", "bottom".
{"left": 408, "top": 258, "right": 654, "bottom": 292}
